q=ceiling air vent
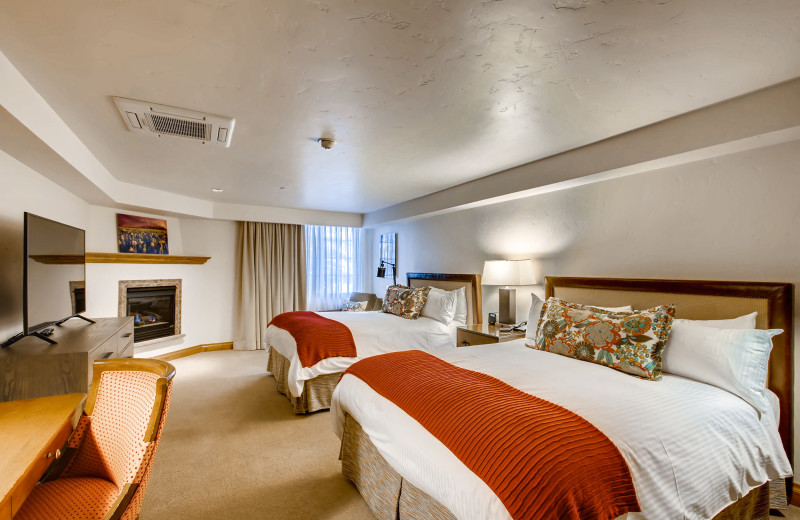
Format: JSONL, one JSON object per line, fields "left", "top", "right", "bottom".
{"left": 113, "top": 97, "right": 235, "bottom": 148}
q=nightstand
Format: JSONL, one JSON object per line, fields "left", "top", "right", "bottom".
{"left": 456, "top": 324, "right": 526, "bottom": 347}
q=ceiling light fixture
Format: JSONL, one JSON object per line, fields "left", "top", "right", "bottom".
{"left": 211, "top": 188, "right": 224, "bottom": 192}
{"left": 318, "top": 138, "right": 335, "bottom": 150}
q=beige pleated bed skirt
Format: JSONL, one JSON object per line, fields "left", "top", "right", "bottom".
{"left": 267, "top": 346, "right": 341, "bottom": 414}
{"left": 340, "top": 413, "right": 783, "bottom": 520}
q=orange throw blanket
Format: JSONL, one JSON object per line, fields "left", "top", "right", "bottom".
{"left": 344, "top": 351, "right": 639, "bottom": 520}
{"left": 269, "top": 311, "right": 356, "bottom": 368}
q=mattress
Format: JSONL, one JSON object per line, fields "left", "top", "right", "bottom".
{"left": 331, "top": 339, "right": 792, "bottom": 520}
{"left": 267, "top": 311, "right": 458, "bottom": 397}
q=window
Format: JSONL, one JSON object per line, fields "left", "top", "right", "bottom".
{"left": 305, "top": 225, "right": 367, "bottom": 311}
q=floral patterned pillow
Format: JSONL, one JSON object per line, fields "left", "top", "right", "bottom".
{"left": 341, "top": 300, "right": 368, "bottom": 312}
{"left": 381, "top": 285, "right": 432, "bottom": 320}
{"left": 530, "top": 298, "right": 676, "bottom": 380}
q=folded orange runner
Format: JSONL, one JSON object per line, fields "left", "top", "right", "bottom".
{"left": 269, "top": 311, "right": 356, "bottom": 368}
{"left": 344, "top": 350, "right": 639, "bottom": 520}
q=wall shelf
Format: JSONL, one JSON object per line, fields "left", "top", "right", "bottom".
{"left": 86, "top": 253, "right": 210, "bottom": 265}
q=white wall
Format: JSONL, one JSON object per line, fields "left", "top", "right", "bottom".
{"left": 85, "top": 206, "right": 237, "bottom": 355}
{"left": 0, "top": 149, "right": 90, "bottom": 341}
{"left": 369, "top": 140, "right": 800, "bottom": 468}
{"left": 0, "top": 150, "right": 237, "bottom": 354}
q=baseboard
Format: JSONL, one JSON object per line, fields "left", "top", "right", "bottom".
{"left": 152, "top": 342, "right": 233, "bottom": 361}
{"left": 791, "top": 482, "right": 800, "bottom": 507}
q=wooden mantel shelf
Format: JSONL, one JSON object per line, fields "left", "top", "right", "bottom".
{"left": 86, "top": 253, "right": 210, "bottom": 265}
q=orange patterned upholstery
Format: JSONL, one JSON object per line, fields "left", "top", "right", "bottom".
{"left": 62, "top": 371, "right": 159, "bottom": 486}
{"left": 15, "top": 359, "right": 175, "bottom": 520}
{"left": 14, "top": 478, "right": 120, "bottom": 519}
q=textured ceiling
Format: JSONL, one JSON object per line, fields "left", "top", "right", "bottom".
{"left": 0, "top": 0, "right": 798, "bottom": 214}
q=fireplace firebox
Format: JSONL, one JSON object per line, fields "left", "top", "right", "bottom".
{"left": 119, "top": 279, "right": 182, "bottom": 344}
{"left": 126, "top": 286, "right": 176, "bottom": 342}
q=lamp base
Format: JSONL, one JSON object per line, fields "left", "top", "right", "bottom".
{"left": 498, "top": 287, "right": 516, "bottom": 325}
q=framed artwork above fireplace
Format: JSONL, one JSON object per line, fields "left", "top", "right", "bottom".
{"left": 117, "top": 213, "right": 169, "bottom": 255}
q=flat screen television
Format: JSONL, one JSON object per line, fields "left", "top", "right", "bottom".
{"left": 21, "top": 213, "right": 91, "bottom": 342}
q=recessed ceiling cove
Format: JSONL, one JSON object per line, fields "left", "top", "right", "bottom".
{"left": 0, "top": 0, "right": 798, "bottom": 214}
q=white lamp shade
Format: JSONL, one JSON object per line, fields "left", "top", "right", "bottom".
{"left": 481, "top": 260, "right": 537, "bottom": 286}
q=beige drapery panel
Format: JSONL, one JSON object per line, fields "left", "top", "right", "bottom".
{"left": 234, "top": 221, "right": 307, "bottom": 351}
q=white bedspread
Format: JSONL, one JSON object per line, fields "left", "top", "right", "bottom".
{"left": 331, "top": 340, "right": 791, "bottom": 520}
{"left": 267, "top": 311, "right": 457, "bottom": 397}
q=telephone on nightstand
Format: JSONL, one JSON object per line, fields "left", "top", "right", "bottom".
{"left": 500, "top": 321, "right": 527, "bottom": 333}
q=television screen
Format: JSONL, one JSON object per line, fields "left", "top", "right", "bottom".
{"left": 24, "top": 213, "right": 86, "bottom": 334}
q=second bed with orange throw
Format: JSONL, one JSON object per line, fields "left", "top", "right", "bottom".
{"left": 332, "top": 341, "right": 791, "bottom": 519}
{"left": 343, "top": 350, "right": 639, "bottom": 520}
{"left": 269, "top": 311, "right": 357, "bottom": 368}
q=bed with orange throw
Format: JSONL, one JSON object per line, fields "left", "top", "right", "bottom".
{"left": 332, "top": 341, "right": 791, "bottom": 519}
{"left": 343, "top": 350, "right": 639, "bottom": 520}
{"left": 269, "top": 311, "right": 357, "bottom": 368}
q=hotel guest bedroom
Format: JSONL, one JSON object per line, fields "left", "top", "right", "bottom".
{"left": 0, "top": 1, "right": 799, "bottom": 519}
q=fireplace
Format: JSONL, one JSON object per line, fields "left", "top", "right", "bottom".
{"left": 126, "top": 287, "right": 176, "bottom": 342}
{"left": 119, "top": 279, "right": 182, "bottom": 343}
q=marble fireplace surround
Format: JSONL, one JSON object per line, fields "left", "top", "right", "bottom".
{"left": 118, "top": 279, "right": 182, "bottom": 341}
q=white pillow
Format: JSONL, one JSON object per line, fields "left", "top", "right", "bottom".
{"left": 672, "top": 311, "right": 757, "bottom": 330}
{"left": 598, "top": 305, "right": 632, "bottom": 312}
{"left": 421, "top": 287, "right": 458, "bottom": 325}
{"left": 453, "top": 287, "right": 468, "bottom": 324}
{"left": 525, "top": 294, "right": 632, "bottom": 340}
{"left": 662, "top": 321, "right": 781, "bottom": 415}
{"left": 525, "top": 293, "right": 546, "bottom": 341}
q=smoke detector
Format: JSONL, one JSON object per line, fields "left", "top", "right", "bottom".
{"left": 318, "top": 138, "right": 335, "bottom": 150}
{"left": 113, "top": 97, "right": 235, "bottom": 148}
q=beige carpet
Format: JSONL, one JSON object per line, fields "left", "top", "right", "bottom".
{"left": 140, "top": 350, "right": 372, "bottom": 519}
{"left": 141, "top": 350, "right": 799, "bottom": 520}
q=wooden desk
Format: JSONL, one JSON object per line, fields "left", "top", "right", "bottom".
{"left": 0, "top": 393, "right": 84, "bottom": 519}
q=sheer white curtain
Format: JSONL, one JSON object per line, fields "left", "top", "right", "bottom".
{"left": 305, "top": 225, "right": 367, "bottom": 311}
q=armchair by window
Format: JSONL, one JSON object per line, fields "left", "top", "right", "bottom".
{"left": 325, "top": 292, "right": 383, "bottom": 312}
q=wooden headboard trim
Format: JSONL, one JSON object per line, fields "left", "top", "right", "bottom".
{"left": 545, "top": 276, "right": 794, "bottom": 475}
{"left": 406, "top": 273, "right": 483, "bottom": 325}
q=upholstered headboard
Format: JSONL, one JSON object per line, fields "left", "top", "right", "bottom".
{"left": 546, "top": 276, "right": 794, "bottom": 475}
{"left": 407, "top": 273, "right": 483, "bottom": 324}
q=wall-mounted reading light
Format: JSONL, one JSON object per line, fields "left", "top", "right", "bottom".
{"left": 377, "top": 260, "right": 397, "bottom": 286}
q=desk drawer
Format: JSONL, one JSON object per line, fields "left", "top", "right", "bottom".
{"left": 91, "top": 335, "right": 117, "bottom": 360}
{"left": 119, "top": 339, "right": 134, "bottom": 359}
{"left": 456, "top": 329, "right": 498, "bottom": 347}
{"left": 9, "top": 418, "right": 72, "bottom": 516}
{"left": 87, "top": 337, "right": 117, "bottom": 387}
{"left": 117, "top": 321, "right": 134, "bottom": 352}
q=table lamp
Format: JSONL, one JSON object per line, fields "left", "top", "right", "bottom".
{"left": 482, "top": 260, "right": 536, "bottom": 325}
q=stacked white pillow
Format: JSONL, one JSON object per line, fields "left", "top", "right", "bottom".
{"left": 671, "top": 311, "right": 757, "bottom": 329}
{"left": 421, "top": 287, "right": 459, "bottom": 325}
{"left": 662, "top": 312, "right": 779, "bottom": 415}
{"left": 453, "top": 287, "right": 468, "bottom": 324}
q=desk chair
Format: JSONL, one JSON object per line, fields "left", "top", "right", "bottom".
{"left": 16, "top": 358, "right": 176, "bottom": 520}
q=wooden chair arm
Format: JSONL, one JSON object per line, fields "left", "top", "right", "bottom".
{"left": 104, "top": 483, "right": 139, "bottom": 520}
